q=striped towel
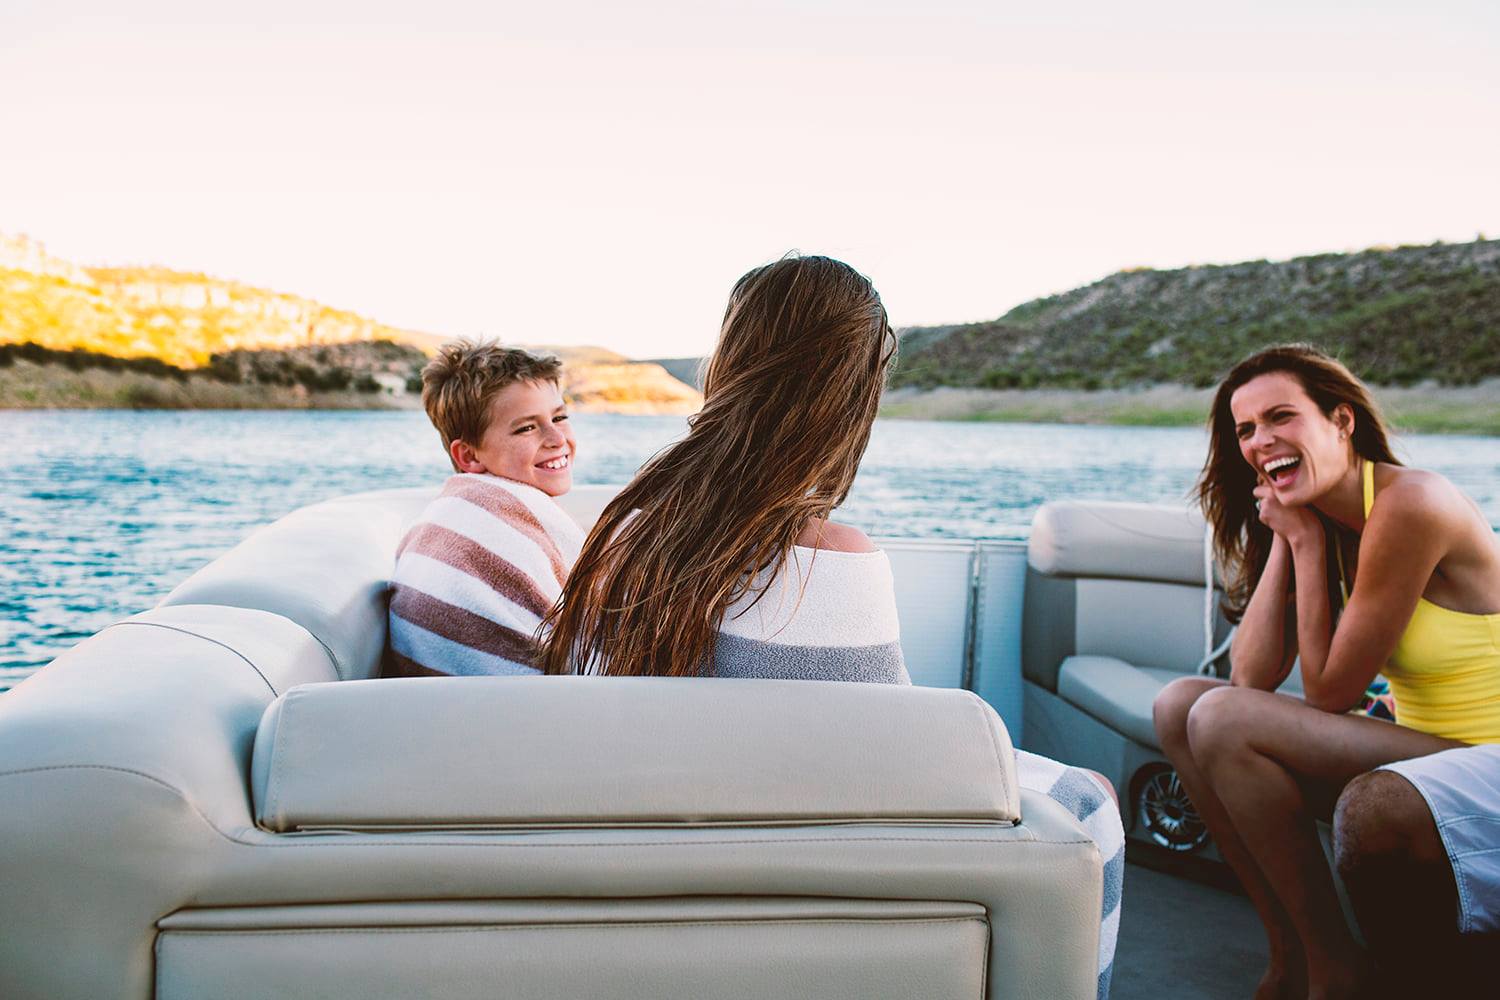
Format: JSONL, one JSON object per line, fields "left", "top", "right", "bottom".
{"left": 1016, "top": 748, "right": 1125, "bottom": 1000}
{"left": 386, "top": 474, "right": 584, "bottom": 676}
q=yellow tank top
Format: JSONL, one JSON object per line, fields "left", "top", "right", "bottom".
{"left": 1363, "top": 460, "right": 1500, "bottom": 744}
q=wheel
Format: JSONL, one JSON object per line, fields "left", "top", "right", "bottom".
{"left": 1135, "top": 765, "right": 1210, "bottom": 853}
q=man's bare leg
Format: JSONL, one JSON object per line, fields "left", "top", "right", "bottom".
{"left": 1334, "top": 770, "right": 1458, "bottom": 991}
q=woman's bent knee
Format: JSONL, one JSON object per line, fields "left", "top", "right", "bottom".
{"left": 1183, "top": 685, "right": 1247, "bottom": 764}
{"left": 1153, "top": 676, "right": 1221, "bottom": 751}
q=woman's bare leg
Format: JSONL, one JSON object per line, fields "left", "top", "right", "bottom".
{"left": 1186, "top": 686, "right": 1464, "bottom": 999}
{"left": 1153, "top": 676, "right": 1306, "bottom": 1000}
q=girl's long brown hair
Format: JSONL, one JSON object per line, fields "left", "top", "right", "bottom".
{"left": 1196, "top": 343, "right": 1399, "bottom": 622}
{"left": 538, "top": 255, "right": 894, "bottom": 676}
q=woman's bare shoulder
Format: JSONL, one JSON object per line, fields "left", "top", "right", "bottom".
{"left": 796, "top": 517, "right": 878, "bottom": 553}
{"left": 1373, "top": 464, "right": 1489, "bottom": 537}
{"left": 1377, "top": 465, "right": 1471, "bottom": 516}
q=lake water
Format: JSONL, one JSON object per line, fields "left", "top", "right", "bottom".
{"left": 6, "top": 409, "right": 1500, "bottom": 686}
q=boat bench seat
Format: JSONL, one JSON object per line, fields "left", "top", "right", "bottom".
{"left": 0, "top": 484, "right": 1106, "bottom": 1000}
{"left": 1023, "top": 499, "right": 1228, "bottom": 747}
{"left": 1020, "top": 499, "right": 1233, "bottom": 848}
{"left": 1057, "top": 656, "right": 1188, "bottom": 750}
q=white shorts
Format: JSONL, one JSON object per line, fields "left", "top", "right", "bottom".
{"left": 1380, "top": 744, "right": 1500, "bottom": 934}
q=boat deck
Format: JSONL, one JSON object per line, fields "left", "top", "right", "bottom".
{"left": 1115, "top": 855, "right": 1266, "bottom": 1000}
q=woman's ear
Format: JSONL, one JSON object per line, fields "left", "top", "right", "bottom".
{"left": 449, "top": 439, "right": 488, "bottom": 474}
{"left": 1334, "top": 404, "right": 1355, "bottom": 442}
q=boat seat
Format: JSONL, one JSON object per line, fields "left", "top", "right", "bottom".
{"left": 0, "top": 484, "right": 1106, "bottom": 999}
{"left": 1020, "top": 498, "right": 1231, "bottom": 849}
{"left": 1057, "top": 656, "right": 1187, "bottom": 750}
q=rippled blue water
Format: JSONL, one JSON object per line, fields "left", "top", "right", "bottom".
{"left": 5, "top": 410, "right": 1500, "bottom": 685}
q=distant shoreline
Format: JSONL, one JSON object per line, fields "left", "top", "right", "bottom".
{"left": 879, "top": 383, "right": 1500, "bottom": 436}
{"left": 9, "top": 360, "right": 1500, "bottom": 435}
{"left": 0, "top": 357, "right": 700, "bottom": 416}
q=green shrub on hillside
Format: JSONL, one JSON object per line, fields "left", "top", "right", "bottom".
{"left": 894, "top": 240, "right": 1500, "bottom": 389}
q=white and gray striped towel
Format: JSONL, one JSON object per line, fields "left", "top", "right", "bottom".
{"left": 387, "top": 474, "right": 583, "bottom": 676}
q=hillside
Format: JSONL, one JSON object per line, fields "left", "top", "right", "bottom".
{"left": 0, "top": 234, "right": 443, "bottom": 367}
{"left": 893, "top": 239, "right": 1500, "bottom": 390}
{"left": 0, "top": 234, "right": 702, "bottom": 414}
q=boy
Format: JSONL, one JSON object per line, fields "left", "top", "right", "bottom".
{"left": 387, "top": 341, "right": 584, "bottom": 676}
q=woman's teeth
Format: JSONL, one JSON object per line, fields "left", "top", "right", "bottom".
{"left": 1263, "top": 455, "right": 1300, "bottom": 485}
{"left": 539, "top": 455, "right": 570, "bottom": 471}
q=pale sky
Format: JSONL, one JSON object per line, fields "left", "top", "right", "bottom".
{"left": 2, "top": 1, "right": 1496, "bottom": 358}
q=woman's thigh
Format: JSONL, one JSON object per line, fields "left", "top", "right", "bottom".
{"left": 1187, "top": 686, "right": 1468, "bottom": 788}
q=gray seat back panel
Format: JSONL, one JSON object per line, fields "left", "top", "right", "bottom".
{"left": 1075, "top": 578, "right": 1208, "bottom": 674}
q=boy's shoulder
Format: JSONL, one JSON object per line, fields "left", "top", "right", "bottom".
{"left": 423, "top": 474, "right": 583, "bottom": 555}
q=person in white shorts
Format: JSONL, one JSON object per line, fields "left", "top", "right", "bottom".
{"left": 1334, "top": 744, "right": 1500, "bottom": 988}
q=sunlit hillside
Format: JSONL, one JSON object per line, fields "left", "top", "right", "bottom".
{"left": 0, "top": 233, "right": 443, "bottom": 368}
{"left": 0, "top": 234, "right": 704, "bottom": 413}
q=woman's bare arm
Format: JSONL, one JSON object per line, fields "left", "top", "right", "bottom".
{"left": 1298, "top": 478, "right": 1451, "bottom": 711}
{"left": 1286, "top": 521, "right": 1337, "bottom": 699}
{"left": 1230, "top": 532, "right": 1299, "bottom": 689}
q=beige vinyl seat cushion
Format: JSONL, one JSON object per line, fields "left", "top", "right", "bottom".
{"left": 1056, "top": 655, "right": 1310, "bottom": 752}
{"left": 1056, "top": 656, "right": 1186, "bottom": 750}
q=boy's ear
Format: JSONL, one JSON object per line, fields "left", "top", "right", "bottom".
{"left": 448, "top": 438, "right": 488, "bottom": 474}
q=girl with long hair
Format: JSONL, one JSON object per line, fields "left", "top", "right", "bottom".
{"left": 1154, "top": 344, "right": 1500, "bottom": 998}
{"left": 539, "top": 253, "right": 898, "bottom": 680}
{"left": 540, "top": 255, "right": 1125, "bottom": 997}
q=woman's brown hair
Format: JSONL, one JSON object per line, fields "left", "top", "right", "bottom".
{"left": 1196, "top": 343, "right": 1400, "bottom": 621}
{"left": 537, "top": 255, "right": 894, "bottom": 676}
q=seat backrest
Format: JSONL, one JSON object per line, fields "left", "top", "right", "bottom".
{"left": 251, "top": 676, "right": 1020, "bottom": 832}
{"left": 1023, "top": 500, "right": 1229, "bottom": 690}
{"left": 160, "top": 487, "right": 436, "bottom": 681}
{"left": 156, "top": 483, "right": 622, "bottom": 682}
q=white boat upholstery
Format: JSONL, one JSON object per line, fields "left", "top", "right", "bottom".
{"left": 1027, "top": 499, "right": 1214, "bottom": 587}
{"left": 1056, "top": 657, "right": 1188, "bottom": 750}
{"left": 0, "top": 485, "right": 1103, "bottom": 999}
{"left": 1021, "top": 499, "right": 1232, "bottom": 843}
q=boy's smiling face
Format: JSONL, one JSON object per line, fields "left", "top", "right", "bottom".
{"left": 449, "top": 379, "right": 575, "bottom": 496}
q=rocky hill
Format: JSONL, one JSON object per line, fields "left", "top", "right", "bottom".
{"left": 0, "top": 234, "right": 702, "bottom": 413}
{"left": 893, "top": 239, "right": 1500, "bottom": 390}
{"left": 0, "top": 234, "right": 443, "bottom": 367}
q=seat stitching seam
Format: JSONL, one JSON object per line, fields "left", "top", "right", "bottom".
{"left": 0, "top": 766, "right": 1091, "bottom": 849}
{"left": 107, "top": 621, "right": 279, "bottom": 696}
{"left": 161, "top": 917, "right": 990, "bottom": 937}
{"left": 265, "top": 688, "right": 300, "bottom": 831}
{"left": 966, "top": 691, "right": 1012, "bottom": 817}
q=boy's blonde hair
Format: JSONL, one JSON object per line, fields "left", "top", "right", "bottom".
{"left": 421, "top": 341, "right": 564, "bottom": 464}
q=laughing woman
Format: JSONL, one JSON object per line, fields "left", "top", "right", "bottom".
{"left": 539, "top": 254, "right": 1125, "bottom": 999}
{"left": 1153, "top": 344, "right": 1500, "bottom": 999}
